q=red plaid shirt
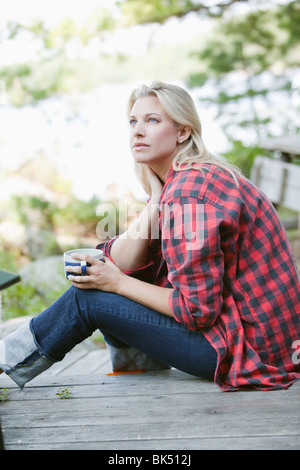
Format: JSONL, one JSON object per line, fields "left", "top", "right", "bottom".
{"left": 99, "top": 165, "right": 300, "bottom": 391}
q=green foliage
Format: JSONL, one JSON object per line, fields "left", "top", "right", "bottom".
{"left": 186, "top": 2, "right": 300, "bottom": 147}
{"left": 12, "top": 195, "right": 54, "bottom": 228}
{"left": 5, "top": 8, "right": 116, "bottom": 52}
{"left": 118, "top": 0, "right": 243, "bottom": 26}
{"left": 0, "top": 252, "right": 42, "bottom": 319}
{"left": 51, "top": 196, "right": 102, "bottom": 234}
{"left": 0, "top": 6, "right": 117, "bottom": 106}
{"left": 0, "top": 192, "right": 110, "bottom": 319}
{"left": 10, "top": 193, "right": 104, "bottom": 241}
{"left": 223, "top": 140, "right": 268, "bottom": 178}
{"left": 119, "top": 0, "right": 198, "bottom": 25}
{"left": 0, "top": 57, "right": 96, "bottom": 106}
{"left": 0, "top": 249, "right": 69, "bottom": 319}
{"left": 56, "top": 386, "right": 73, "bottom": 399}
{"left": 192, "top": 4, "right": 300, "bottom": 78}
{"left": 1, "top": 283, "right": 48, "bottom": 320}
{"left": 276, "top": 1, "right": 300, "bottom": 50}
{"left": 0, "top": 188, "right": 131, "bottom": 320}
{"left": 188, "top": 2, "right": 300, "bottom": 83}
{"left": 0, "top": 388, "right": 8, "bottom": 402}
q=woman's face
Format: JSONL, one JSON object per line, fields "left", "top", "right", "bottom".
{"left": 129, "top": 96, "right": 181, "bottom": 171}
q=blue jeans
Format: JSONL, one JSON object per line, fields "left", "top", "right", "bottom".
{"left": 4, "top": 287, "right": 217, "bottom": 387}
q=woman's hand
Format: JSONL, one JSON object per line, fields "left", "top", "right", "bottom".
{"left": 145, "top": 166, "right": 164, "bottom": 202}
{"left": 66, "top": 254, "right": 125, "bottom": 293}
{"left": 66, "top": 253, "right": 174, "bottom": 318}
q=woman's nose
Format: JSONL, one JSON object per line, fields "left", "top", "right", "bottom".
{"left": 133, "top": 122, "right": 145, "bottom": 137}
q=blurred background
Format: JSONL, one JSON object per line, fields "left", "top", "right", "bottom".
{"left": 0, "top": 0, "right": 299, "bottom": 321}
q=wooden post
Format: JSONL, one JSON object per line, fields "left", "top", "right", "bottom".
{"left": 0, "top": 291, "right": 2, "bottom": 324}
{"left": 0, "top": 270, "right": 21, "bottom": 324}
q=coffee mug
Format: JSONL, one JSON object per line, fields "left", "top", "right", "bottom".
{"left": 64, "top": 248, "right": 103, "bottom": 279}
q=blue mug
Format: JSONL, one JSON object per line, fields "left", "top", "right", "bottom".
{"left": 64, "top": 248, "right": 103, "bottom": 279}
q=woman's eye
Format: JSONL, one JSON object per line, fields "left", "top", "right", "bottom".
{"left": 129, "top": 119, "right": 137, "bottom": 126}
{"left": 148, "top": 117, "right": 157, "bottom": 123}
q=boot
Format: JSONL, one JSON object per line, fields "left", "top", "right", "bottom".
{"left": 0, "top": 320, "right": 54, "bottom": 389}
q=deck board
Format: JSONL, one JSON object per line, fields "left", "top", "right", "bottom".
{"left": 1, "top": 348, "right": 300, "bottom": 450}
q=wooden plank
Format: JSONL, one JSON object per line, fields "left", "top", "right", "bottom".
{"left": 44, "top": 350, "right": 91, "bottom": 376}
{"left": 4, "top": 435, "right": 298, "bottom": 451}
{"left": 1, "top": 372, "right": 299, "bottom": 450}
{"left": 259, "top": 136, "right": 300, "bottom": 156}
{"left": 2, "top": 377, "right": 299, "bottom": 402}
{"left": 0, "top": 370, "right": 219, "bottom": 395}
{"left": 2, "top": 417, "right": 299, "bottom": 450}
{"left": 2, "top": 380, "right": 299, "bottom": 418}
{"left": 44, "top": 349, "right": 109, "bottom": 376}
{"left": 60, "top": 349, "right": 111, "bottom": 375}
{"left": 25, "top": 344, "right": 110, "bottom": 376}
{"left": 2, "top": 392, "right": 300, "bottom": 425}
{"left": 2, "top": 397, "right": 299, "bottom": 447}
{"left": 2, "top": 416, "right": 299, "bottom": 449}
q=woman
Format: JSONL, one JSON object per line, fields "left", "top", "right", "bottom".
{"left": 1, "top": 81, "right": 300, "bottom": 391}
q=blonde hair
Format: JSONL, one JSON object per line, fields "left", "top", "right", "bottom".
{"left": 127, "top": 81, "right": 241, "bottom": 195}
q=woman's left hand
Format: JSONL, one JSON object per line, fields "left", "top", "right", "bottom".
{"left": 66, "top": 254, "right": 125, "bottom": 293}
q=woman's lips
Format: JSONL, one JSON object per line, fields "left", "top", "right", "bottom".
{"left": 133, "top": 143, "right": 149, "bottom": 149}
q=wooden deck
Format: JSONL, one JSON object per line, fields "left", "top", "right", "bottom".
{"left": 1, "top": 342, "right": 300, "bottom": 451}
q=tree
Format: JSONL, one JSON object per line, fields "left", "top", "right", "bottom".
{"left": 119, "top": 0, "right": 300, "bottom": 174}
{"left": 187, "top": 1, "right": 300, "bottom": 172}
{"left": 0, "top": 6, "right": 117, "bottom": 106}
{"left": 1, "top": 1, "right": 299, "bottom": 174}
{"left": 118, "top": 0, "right": 249, "bottom": 25}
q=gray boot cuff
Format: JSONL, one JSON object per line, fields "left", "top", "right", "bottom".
{"left": 2, "top": 320, "right": 54, "bottom": 389}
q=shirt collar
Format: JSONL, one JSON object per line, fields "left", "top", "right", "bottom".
{"left": 161, "top": 165, "right": 175, "bottom": 200}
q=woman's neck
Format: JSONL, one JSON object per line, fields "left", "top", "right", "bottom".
{"left": 150, "top": 161, "right": 172, "bottom": 184}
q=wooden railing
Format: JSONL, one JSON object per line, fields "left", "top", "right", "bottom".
{"left": 250, "top": 156, "right": 300, "bottom": 229}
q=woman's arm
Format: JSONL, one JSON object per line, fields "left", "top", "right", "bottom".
{"left": 109, "top": 166, "right": 163, "bottom": 272}
{"left": 67, "top": 255, "right": 175, "bottom": 317}
{"left": 110, "top": 198, "right": 160, "bottom": 272}
{"left": 116, "top": 272, "right": 174, "bottom": 317}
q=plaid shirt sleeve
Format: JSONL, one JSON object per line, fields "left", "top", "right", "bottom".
{"left": 161, "top": 198, "right": 226, "bottom": 330}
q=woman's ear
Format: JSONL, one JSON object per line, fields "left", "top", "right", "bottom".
{"left": 178, "top": 126, "right": 191, "bottom": 144}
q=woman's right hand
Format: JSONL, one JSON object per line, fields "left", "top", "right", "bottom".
{"left": 145, "top": 166, "right": 164, "bottom": 203}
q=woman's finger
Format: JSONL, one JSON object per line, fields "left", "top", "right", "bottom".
{"left": 68, "top": 274, "right": 90, "bottom": 284}
{"left": 71, "top": 253, "right": 99, "bottom": 266}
